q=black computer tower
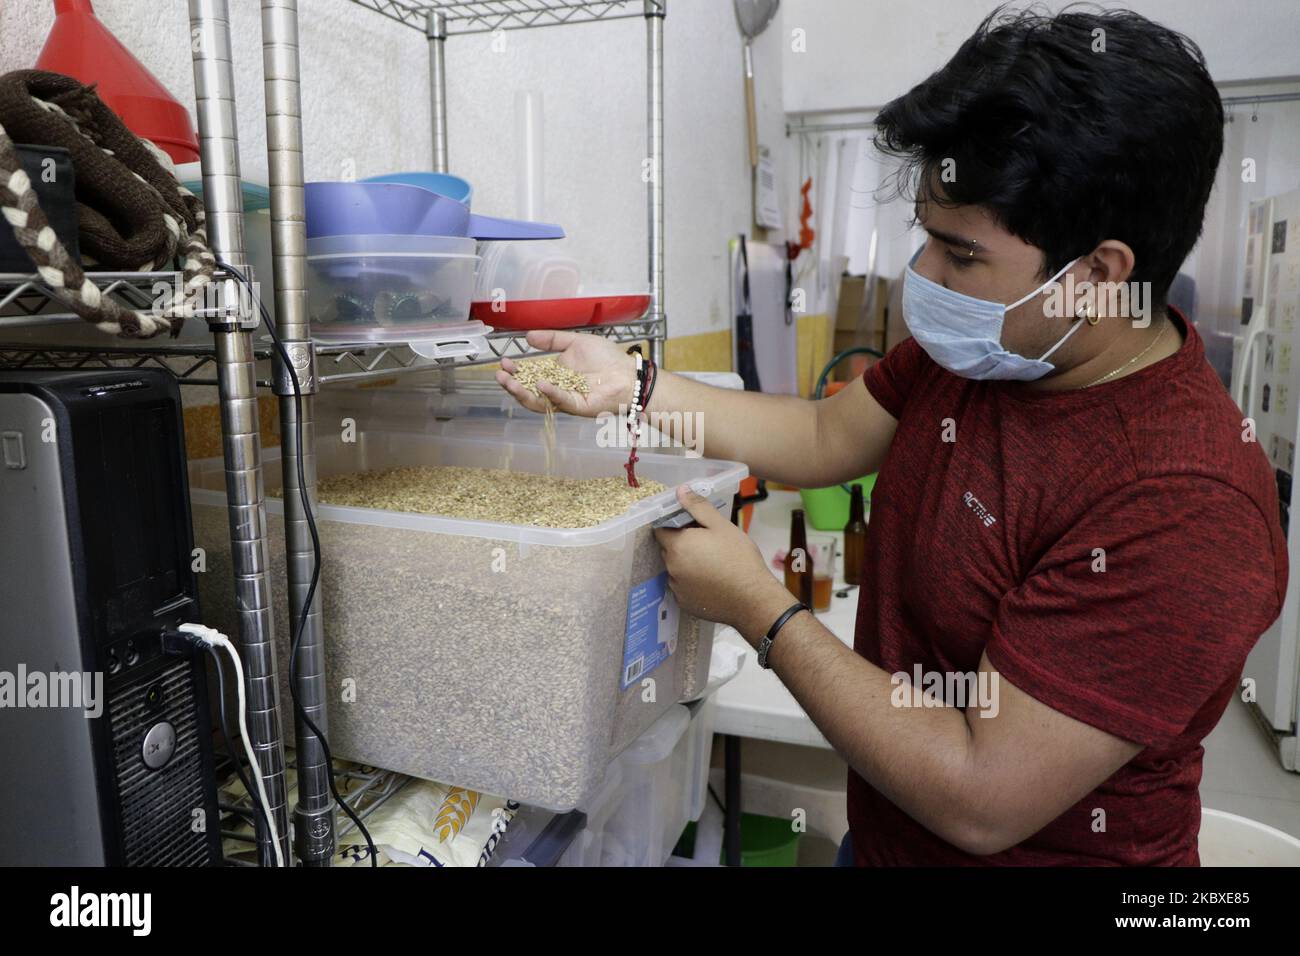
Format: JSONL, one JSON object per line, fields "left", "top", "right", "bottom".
{"left": 0, "top": 369, "right": 222, "bottom": 865}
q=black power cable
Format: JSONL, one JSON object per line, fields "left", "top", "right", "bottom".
{"left": 217, "top": 260, "right": 378, "bottom": 866}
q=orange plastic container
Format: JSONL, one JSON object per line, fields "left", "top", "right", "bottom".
{"left": 739, "top": 475, "right": 759, "bottom": 531}
{"left": 35, "top": 0, "right": 199, "bottom": 164}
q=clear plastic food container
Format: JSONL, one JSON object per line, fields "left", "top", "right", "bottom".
{"left": 474, "top": 240, "right": 581, "bottom": 302}
{"left": 307, "top": 234, "right": 479, "bottom": 343}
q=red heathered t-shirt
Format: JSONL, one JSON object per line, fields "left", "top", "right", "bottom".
{"left": 851, "top": 310, "right": 1287, "bottom": 866}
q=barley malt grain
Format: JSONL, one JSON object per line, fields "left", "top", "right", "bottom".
{"left": 511, "top": 357, "right": 590, "bottom": 398}
{"left": 313, "top": 465, "right": 665, "bottom": 528}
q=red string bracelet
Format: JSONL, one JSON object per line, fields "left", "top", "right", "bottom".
{"left": 624, "top": 348, "right": 655, "bottom": 488}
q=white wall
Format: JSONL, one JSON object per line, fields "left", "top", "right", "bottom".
{"left": 782, "top": 0, "right": 1300, "bottom": 114}
{"left": 434, "top": 3, "right": 787, "bottom": 335}
{"left": 0, "top": 0, "right": 788, "bottom": 340}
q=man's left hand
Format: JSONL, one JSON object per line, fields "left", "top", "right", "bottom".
{"left": 653, "top": 485, "right": 790, "bottom": 635}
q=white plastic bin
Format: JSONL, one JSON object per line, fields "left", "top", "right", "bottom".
{"left": 557, "top": 705, "right": 693, "bottom": 867}
{"left": 681, "top": 694, "right": 719, "bottom": 825}
{"left": 602, "top": 705, "right": 693, "bottom": 866}
{"left": 1199, "top": 808, "right": 1300, "bottom": 865}
{"left": 556, "top": 683, "right": 727, "bottom": 867}
{"left": 189, "top": 427, "right": 745, "bottom": 811}
{"left": 554, "top": 761, "right": 626, "bottom": 867}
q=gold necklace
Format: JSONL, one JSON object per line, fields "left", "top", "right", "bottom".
{"left": 1085, "top": 319, "right": 1170, "bottom": 388}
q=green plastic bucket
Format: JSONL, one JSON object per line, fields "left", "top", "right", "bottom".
{"left": 799, "top": 474, "right": 876, "bottom": 531}
{"left": 675, "top": 815, "right": 803, "bottom": 866}
{"left": 729, "top": 814, "right": 802, "bottom": 866}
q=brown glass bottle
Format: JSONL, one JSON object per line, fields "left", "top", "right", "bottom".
{"left": 783, "top": 509, "right": 815, "bottom": 607}
{"left": 843, "top": 484, "right": 867, "bottom": 586}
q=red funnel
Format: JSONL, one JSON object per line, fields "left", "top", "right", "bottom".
{"left": 35, "top": 0, "right": 200, "bottom": 164}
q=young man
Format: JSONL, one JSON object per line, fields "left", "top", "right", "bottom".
{"left": 497, "top": 8, "right": 1286, "bottom": 865}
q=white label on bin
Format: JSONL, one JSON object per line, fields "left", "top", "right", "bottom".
{"left": 622, "top": 571, "right": 678, "bottom": 690}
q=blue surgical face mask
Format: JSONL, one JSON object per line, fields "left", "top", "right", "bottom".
{"left": 902, "top": 248, "right": 1084, "bottom": 381}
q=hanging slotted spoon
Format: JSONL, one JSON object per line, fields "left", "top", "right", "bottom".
{"left": 734, "top": 0, "right": 780, "bottom": 168}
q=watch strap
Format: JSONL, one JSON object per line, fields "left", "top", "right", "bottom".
{"left": 757, "top": 601, "right": 808, "bottom": 670}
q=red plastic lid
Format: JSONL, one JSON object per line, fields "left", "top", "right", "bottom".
{"left": 469, "top": 294, "right": 651, "bottom": 330}
{"left": 35, "top": 0, "right": 200, "bottom": 164}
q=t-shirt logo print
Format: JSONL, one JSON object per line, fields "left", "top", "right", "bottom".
{"left": 962, "top": 491, "right": 998, "bottom": 528}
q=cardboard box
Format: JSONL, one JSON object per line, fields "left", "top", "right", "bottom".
{"left": 832, "top": 274, "right": 891, "bottom": 379}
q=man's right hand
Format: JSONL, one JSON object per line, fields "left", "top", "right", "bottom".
{"left": 496, "top": 330, "right": 638, "bottom": 419}
{"left": 497, "top": 329, "right": 900, "bottom": 490}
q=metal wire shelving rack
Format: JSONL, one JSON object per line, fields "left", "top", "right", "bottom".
{"left": 218, "top": 756, "right": 412, "bottom": 866}
{"left": 0, "top": 0, "right": 668, "bottom": 867}
{"left": 0, "top": 315, "right": 661, "bottom": 387}
{"left": 0, "top": 270, "right": 265, "bottom": 386}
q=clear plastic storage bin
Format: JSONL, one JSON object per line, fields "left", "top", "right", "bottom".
{"left": 314, "top": 381, "right": 702, "bottom": 455}
{"left": 557, "top": 695, "right": 721, "bottom": 866}
{"left": 315, "top": 383, "right": 618, "bottom": 455}
{"left": 189, "top": 427, "right": 745, "bottom": 810}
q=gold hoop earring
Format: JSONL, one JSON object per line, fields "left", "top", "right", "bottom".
{"left": 1078, "top": 301, "right": 1099, "bottom": 326}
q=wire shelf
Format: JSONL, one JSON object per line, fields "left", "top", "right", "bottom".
{"left": 347, "top": 0, "right": 656, "bottom": 34}
{"left": 0, "top": 343, "right": 274, "bottom": 387}
{"left": 0, "top": 317, "right": 661, "bottom": 386}
{"left": 314, "top": 316, "right": 663, "bottom": 383}
{"left": 0, "top": 269, "right": 247, "bottom": 326}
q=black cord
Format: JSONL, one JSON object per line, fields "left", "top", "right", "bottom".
{"left": 708, "top": 783, "right": 727, "bottom": 815}
{"left": 217, "top": 260, "right": 377, "bottom": 866}
{"left": 205, "top": 644, "right": 268, "bottom": 844}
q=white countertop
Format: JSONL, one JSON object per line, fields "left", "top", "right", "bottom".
{"left": 713, "top": 489, "right": 861, "bottom": 748}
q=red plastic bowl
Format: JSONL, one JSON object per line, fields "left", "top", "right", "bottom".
{"left": 586, "top": 294, "right": 652, "bottom": 327}
{"left": 470, "top": 294, "right": 651, "bottom": 331}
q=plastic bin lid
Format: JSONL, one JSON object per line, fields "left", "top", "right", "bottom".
{"left": 575, "top": 760, "right": 625, "bottom": 815}
{"left": 309, "top": 320, "right": 489, "bottom": 346}
{"left": 619, "top": 705, "right": 691, "bottom": 765}
{"left": 179, "top": 177, "right": 272, "bottom": 213}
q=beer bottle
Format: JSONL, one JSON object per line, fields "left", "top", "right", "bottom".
{"left": 784, "top": 509, "right": 814, "bottom": 607}
{"left": 843, "top": 484, "right": 867, "bottom": 586}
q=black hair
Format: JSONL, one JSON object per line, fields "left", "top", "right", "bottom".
{"left": 874, "top": 3, "right": 1224, "bottom": 305}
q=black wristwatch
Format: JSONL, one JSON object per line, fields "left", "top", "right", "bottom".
{"left": 757, "top": 602, "right": 809, "bottom": 670}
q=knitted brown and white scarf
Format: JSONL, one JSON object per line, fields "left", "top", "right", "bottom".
{"left": 0, "top": 70, "right": 217, "bottom": 338}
